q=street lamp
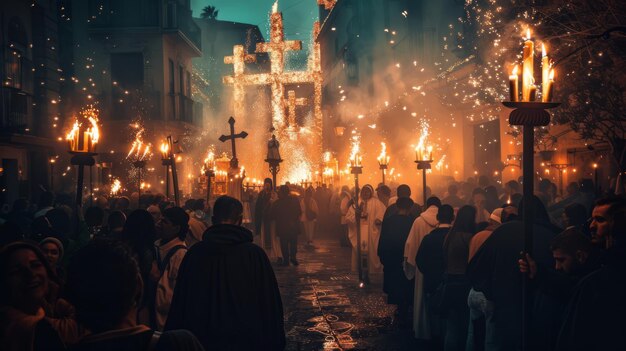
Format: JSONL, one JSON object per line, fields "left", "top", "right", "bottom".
{"left": 65, "top": 106, "right": 100, "bottom": 207}
{"left": 415, "top": 145, "right": 433, "bottom": 207}
{"left": 265, "top": 134, "right": 282, "bottom": 190}
{"left": 377, "top": 142, "right": 389, "bottom": 185}
{"left": 160, "top": 141, "right": 172, "bottom": 200}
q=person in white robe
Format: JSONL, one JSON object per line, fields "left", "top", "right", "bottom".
{"left": 404, "top": 197, "right": 441, "bottom": 339}
{"left": 345, "top": 184, "right": 387, "bottom": 275}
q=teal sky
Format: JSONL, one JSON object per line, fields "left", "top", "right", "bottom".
{"left": 191, "top": 0, "right": 319, "bottom": 43}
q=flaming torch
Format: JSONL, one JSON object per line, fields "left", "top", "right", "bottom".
{"left": 377, "top": 142, "right": 390, "bottom": 185}
{"left": 202, "top": 148, "right": 216, "bottom": 204}
{"left": 127, "top": 126, "right": 152, "bottom": 198}
{"left": 160, "top": 141, "right": 172, "bottom": 200}
{"left": 65, "top": 105, "right": 100, "bottom": 207}
{"left": 349, "top": 133, "right": 367, "bottom": 286}
{"left": 502, "top": 28, "right": 561, "bottom": 351}
{"left": 414, "top": 129, "right": 434, "bottom": 207}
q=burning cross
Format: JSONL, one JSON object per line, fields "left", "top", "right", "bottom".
{"left": 285, "top": 90, "right": 308, "bottom": 129}
{"left": 317, "top": 0, "right": 337, "bottom": 11}
{"left": 224, "top": 45, "right": 257, "bottom": 121}
{"left": 218, "top": 116, "right": 248, "bottom": 169}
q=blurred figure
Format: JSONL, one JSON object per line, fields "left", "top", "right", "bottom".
{"left": 39, "top": 237, "right": 64, "bottom": 286}
{"left": 376, "top": 185, "right": 392, "bottom": 207}
{"left": 302, "top": 187, "right": 318, "bottom": 246}
{"left": 34, "top": 191, "right": 55, "bottom": 218}
{"left": 443, "top": 184, "right": 465, "bottom": 210}
{"left": 147, "top": 204, "right": 162, "bottom": 223}
{"left": 271, "top": 185, "right": 302, "bottom": 266}
{"left": 65, "top": 240, "right": 203, "bottom": 350}
{"left": 384, "top": 184, "right": 421, "bottom": 220}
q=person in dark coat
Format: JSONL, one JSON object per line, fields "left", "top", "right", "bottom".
{"left": 519, "top": 228, "right": 600, "bottom": 351}
{"left": 556, "top": 196, "right": 626, "bottom": 351}
{"left": 271, "top": 185, "right": 302, "bottom": 266}
{"left": 254, "top": 178, "right": 281, "bottom": 262}
{"left": 165, "top": 196, "right": 285, "bottom": 351}
{"left": 383, "top": 184, "right": 421, "bottom": 219}
{"left": 467, "top": 196, "right": 559, "bottom": 350}
{"left": 415, "top": 204, "right": 454, "bottom": 344}
{"left": 378, "top": 197, "right": 416, "bottom": 325}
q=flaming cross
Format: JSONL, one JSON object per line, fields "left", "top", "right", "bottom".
{"left": 224, "top": 45, "right": 257, "bottom": 121}
{"left": 218, "top": 116, "right": 248, "bottom": 170}
{"left": 285, "top": 90, "right": 308, "bottom": 130}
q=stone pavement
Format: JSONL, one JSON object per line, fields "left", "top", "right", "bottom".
{"left": 274, "top": 238, "right": 432, "bottom": 351}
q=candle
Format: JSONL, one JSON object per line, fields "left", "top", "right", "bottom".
{"left": 529, "top": 85, "right": 537, "bottom": 101}
{"left": 541, "top": 43, "right": 550, "bottom": 102}
{"left": 509, "top": 65, "right": 519, "bottom": 102}
{"left": 522, "top": 28, "right": 534, "bottom": 101}
{"left": 544, "top": 69, "right": 555, "bottom": 102}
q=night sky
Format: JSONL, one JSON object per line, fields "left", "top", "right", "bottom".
{"left": 190, "top": 0, "right": 318, "bottom": 43}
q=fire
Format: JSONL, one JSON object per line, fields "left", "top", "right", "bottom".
{"left": 414, "top": 124, "right": 433, "bottom": 161}
{"left": 511, "top": 65, "right": 518, "bottom": 76}
{"left": 377, "top": 142, "right": 390, "bottom": 166}
{"left": 349, "top": 133, "right": 362, "bottom": 167}
{"left": 541, "top": 43, "right": 547, "bottom": 58}
{"left": 127, "top": 126, "right": 152, "bottom": 161}
{"left": 272, "top": 0, "right": 278, "bottom": 13}
{"left": 525, "top": 28, "right": 531, "bottom": 40}
{"left": 65, "top": 105, "right": 100, "bottom": 153}
{"left": 110, "top": 179, "right": 122, "bottom": 196}
{"left": 160, "top": 141, "right": 169, "bottom": 160}
{"left": 201, "top": 149, "right": 216, "bottom": 174}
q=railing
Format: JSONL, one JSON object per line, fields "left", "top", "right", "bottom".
{"left": 0, "top": 87, "right": 30, "bottom": 133}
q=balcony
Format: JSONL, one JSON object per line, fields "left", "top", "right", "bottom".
{"left": 0, "top": 87, "right": 30, "bottom": 134}
{"left": 163, "top": 2, "right": 202, "bottom": 54}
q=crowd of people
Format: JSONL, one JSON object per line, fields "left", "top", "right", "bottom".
{"left": 0, "top": 173, "right": 624, "bottom": 350}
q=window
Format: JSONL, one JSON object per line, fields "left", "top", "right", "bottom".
{"left": 179, "top": 66, "right": 184, "bottom": 95}
{"left": 186, "top": 71, "right": 191, "bottom": 97}
{"left": 5, "top": 49, "right": 22, "bottom": 89}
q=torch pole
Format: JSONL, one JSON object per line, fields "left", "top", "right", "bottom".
{"left": 168, "top": 136, "right": 180, "bottom": 206}
{"left": 165, "top": 165, "right": 170, "bottom": 199}
{"left": 50, "top": 163, "right": 54, "bottom": 192}
{"left": 138, "top": 166, "right": 142, "bottom": 199}
{"left": 521, "top": 124, "right": 534, "bottom": 351}
{"left": 76, "top": 164, "right": 85, "bottom": 207}
{"left": 422, "top": 169, "right": 427, "bottom": 206}
{"left": 354, "top": 173, "right": 362, "bottom": 284}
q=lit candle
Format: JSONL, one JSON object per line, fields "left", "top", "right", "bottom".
{"left": 529, "top": 84, "right": 537, "bottom": 101}
{"left": 541, "top": 43, "right": 550, "bottom": 102}
{"left": 544, "top": 69, "right": 555, "bottom": 102}
{"left": 509, "top": 65, "right": 519, "bottom": 102}
{"left": 522, "top": 28, "right": 534, "bottom": 101}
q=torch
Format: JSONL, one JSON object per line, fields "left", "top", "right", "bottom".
{"left": 377, "top": 142, "right": 390, "bottom": 185}
{"left": 65, "top": 106, "right": 100, "bottom": 207}
{"left": 265, "top": 133, "right": 283, "bottom": 190}
{"left": 349, "top": 136, "right": 367, "bottom": 287}
{"left": 415, "top": 144, "right": 433, "bottom": 207}
{"left": 503, "top": 28, "right": 560, "bottom": 351}
{"left": 160, "top": 141, "right": 172, "bottom": 199}
{"left": 127, "top": 130, "right": 151, "bottom": 199}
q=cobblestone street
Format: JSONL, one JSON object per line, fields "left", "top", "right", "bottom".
{"left": 274, "top": 238, "right": 429, "bottom": 351}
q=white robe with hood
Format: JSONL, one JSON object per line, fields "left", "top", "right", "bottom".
{"left": 403, "top": 205, "right": 439, "bottom": 339}
{"left": 345, "top": 194, "right": 387, "bottom": 273}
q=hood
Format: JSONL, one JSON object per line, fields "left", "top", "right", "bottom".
{"left": 421, "top": 205, "right": 439, "bottom": 227}
{"left": 202, "top": 224, "right": 253, "bottom": 245}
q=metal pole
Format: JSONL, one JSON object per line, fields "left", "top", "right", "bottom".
{"left": 165, "top": 165, "right": 170, "bottom": 199}
{"left": 354, "top": 173, "right": 363, "bottom": 284}
{"left": 76, "top": 164, "right": 85, "bottom": 207}
{"left": 89, "top": 165, "right": 93, "bottom": 206}
{"left": 521, "top": 124, "right": 535, "bottom": 351}
{"left": 168, "top": 136, "right": 180, "bottom": 206}
{"left": 272, "top": 167, "right": 277, "bottom": 191}
{"left": 206, "top": 175, "right": 211, "bottom": 205}
{"left": 50, "top": 163, "right": 54, "bottom": 192}
{"left": 382, "top": 168, "right": 385, "bottom": 185}
{"left": 422, "top": 168, "right": 427, "bottom": 206}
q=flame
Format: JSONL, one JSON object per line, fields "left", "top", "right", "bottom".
{"left": 323, "top": 151, "right": 332, "bottom": 163}
{"left": 87, "top": 117, "right": 99, "bottom": 144}
{"left": 160, "top": 141, "right": 169, "bottom": 159}
{"left": 349, "top": 133, "right": 361, "bottom": 167}
{"left": 377, "top": 142, "right": 390, "bottom": 165}
{"left": 549, "top": 68, "right": 555, "bottom": 80}
{"left": 510, "top": 65, "right": 518, "bottom": 76}
{"left": 414, "top": 123, "right": 433, "bottom": 161}
{"left": 525, "top": 28, "right": 531, "bottom": 40}
{"left": 127, "top": 126, "right": 152, "bottom": 161}
{"left": 541, "top": 43, "right": 547, "bottom": 58}
{"left": 65, "top": 120, "right": 79, "bottom": 141}
{"left": 272, "top": 0, "right": 278, "bottom": 13}
{"left": 111, "top": 179, "right": 122, "bottom": 195}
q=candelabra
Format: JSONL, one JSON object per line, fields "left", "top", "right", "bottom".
{"left": 265, "top": 134, "right": 282, "bottom": 190}
{"left": 350, "top": 159, "right": 368, "bottom": 287}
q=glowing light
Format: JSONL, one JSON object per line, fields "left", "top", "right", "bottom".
{"left": 65, "top": 105, "right": 100, "bottom": 153}
{"left": 377, "top": 142, "right": 389, "bottom": 166}
{"left": 126, "top": 125, "right": 152, "bottom": 161}
{"left": 110, "top": 179, "right": 122, "bottom": 196}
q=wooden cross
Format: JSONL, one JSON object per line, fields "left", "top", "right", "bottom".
{"left": 285, "top": 90, "right": 308, "bottom": 129}
{"left": 218, "top": 116, "right": 248, "bottom": 169}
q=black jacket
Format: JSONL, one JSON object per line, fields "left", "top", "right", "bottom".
{"left": 165, "top": 224, "right": 285, "bottom": 350}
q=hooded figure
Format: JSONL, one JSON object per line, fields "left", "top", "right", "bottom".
{"left": 345, "top": 184, "right": 387, "bottom": 275}
{"left": 404, "top": 197, "right": 441, "bottom": 339}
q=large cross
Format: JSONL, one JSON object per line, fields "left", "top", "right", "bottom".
{"left": 317, "top": 0, "right": 337, "bottom": 11}
{"left": 285, "top": 90, "right": 308, "bottom": 129}
{"left": 222, "top": 16, "right": 324, "bottom": 162}
{"left": 218, "top": 116, "right": 248, "bottom": 169}
{"left": 224, "top": 45, "right": 257, "bottom": 121}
